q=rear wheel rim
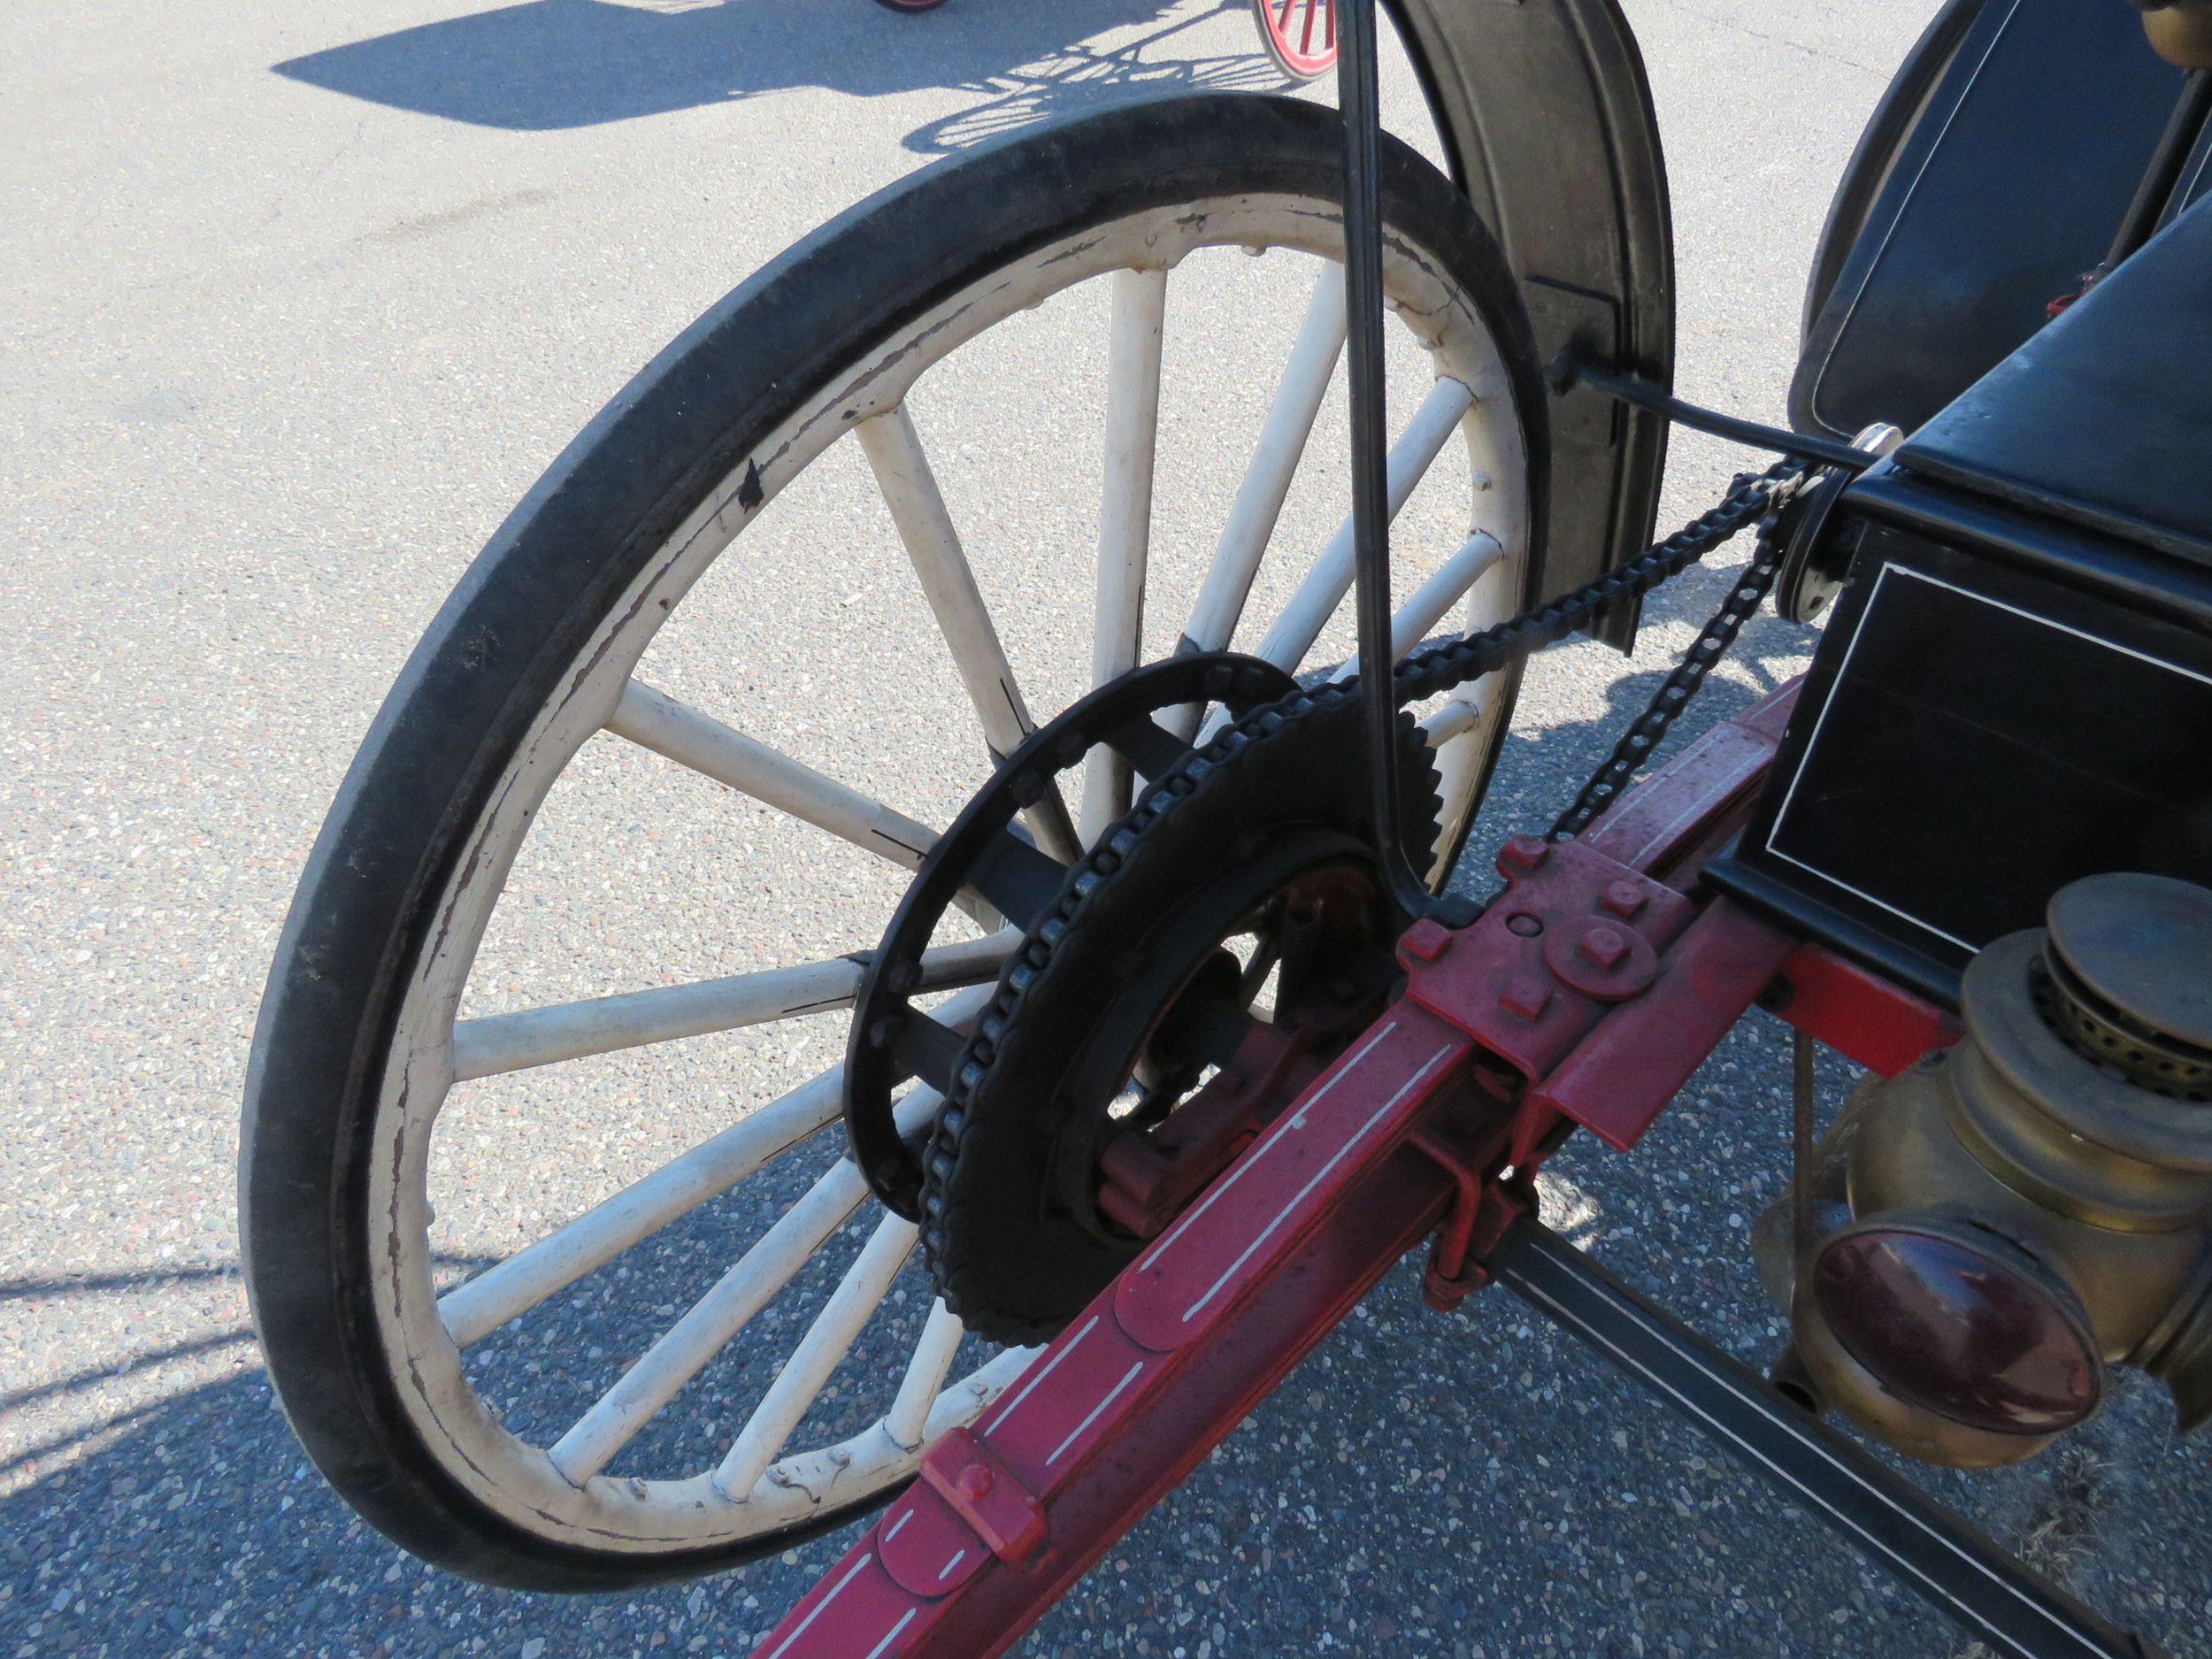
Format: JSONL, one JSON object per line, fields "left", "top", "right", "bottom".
{"left": 268, "top": 120, "right": 1537, "bottom": 1573}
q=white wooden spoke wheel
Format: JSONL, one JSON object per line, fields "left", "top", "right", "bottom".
{"left": 241, "top": 94, "right": 1547, "bottom": 1589}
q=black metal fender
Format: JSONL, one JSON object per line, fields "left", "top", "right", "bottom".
{"left": 1390, "top": 0, "right": 1673, "bottom": 647}
{"left": 1790, "top": 0, "right": 2189, "bottom": 442}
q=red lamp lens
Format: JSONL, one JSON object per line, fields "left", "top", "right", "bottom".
{"left": 1813, "top": 1225, "right": 2102, "bottom": 1434}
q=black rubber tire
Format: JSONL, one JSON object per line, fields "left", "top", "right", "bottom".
{"left": 240, "top": 91, "right": 1548, "bottom": 1592}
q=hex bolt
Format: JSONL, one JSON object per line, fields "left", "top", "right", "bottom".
{"left": 1601, "top": 881, "right": 1647, "bottom": 919}
{"left": 1578, "top": 925, "right": 1631, "bottom": 971}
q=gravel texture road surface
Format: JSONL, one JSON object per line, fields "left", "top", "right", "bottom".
{"left": 5, "top": 1, "right": 2208, "bottom": 1656}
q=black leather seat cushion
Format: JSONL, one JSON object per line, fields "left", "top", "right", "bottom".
{"left": 1896, "top": 194, "right": 2212, "bottom": 568}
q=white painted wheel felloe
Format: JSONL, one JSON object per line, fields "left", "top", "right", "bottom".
{"left": 240, "top": 95, "right": 1546, "bottom": 1589}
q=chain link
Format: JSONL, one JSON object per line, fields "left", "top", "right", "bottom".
{"left": 1387, "top": 461, "right": 1799, "bottom": 710}
{"left": 917, "top": 457, "right": 1813, "bottom": 1330}
{"left": 1545, "top": 488, "right": 1793, "bottom": 842}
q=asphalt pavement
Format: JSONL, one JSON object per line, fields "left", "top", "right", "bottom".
{"left": 4, "top": 1, "right": 2209, "bottom": 1655}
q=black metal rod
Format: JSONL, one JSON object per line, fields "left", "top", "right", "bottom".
{"left": 1338, "top": 0, "right": 1430, "bottom": 918}
{"left": 1489, "top": 1220, "right": 2164, "bottom": 1659}
{"left": 2106, "top": 68, "right": 2212, "bottom": 269}
{"left": 1556, "top": 355, "right": 1874, "bottom": 472}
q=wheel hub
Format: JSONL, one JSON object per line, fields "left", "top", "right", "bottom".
{"left": 918, "top": 684, "right": 1442, "bottom": 1343}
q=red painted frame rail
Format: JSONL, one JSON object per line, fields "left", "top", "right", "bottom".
{"left": 750, "top": 680, "right": 1942, "bottom": 1658}
{"left": 757, "top": 1011, "right": 1481, "bottom": 1658}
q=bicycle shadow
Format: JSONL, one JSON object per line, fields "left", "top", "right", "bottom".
{"left": 273, "top": 0, "right": 1290, "bottom": 154}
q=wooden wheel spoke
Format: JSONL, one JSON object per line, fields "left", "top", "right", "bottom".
{"left": 1420, "top": 695, "right": 1487, "bottom": 747}
{"left": 857, "top": 403, "right": 1081, "bottom": 864}
{"left": 438, "top": 985, "right": 997, "bottom": 1347}
{"left": 884, "top": 1300, "right": 967, "bottom": 1451}
{"left": 1396, "top": 530, "right": 1505, "bottom": 646}
{"left": 761, "top": 1340, "right": 1039, "bottom": 1504}
{"left": 712, "top": 1210, "right": 919, "bottom": 1502}
{"left": 441, "top": 1071, "right": 838, "bottom": 1349}
{"left": 545, "top": 1081, "right": 949, "bottom": 1484}
{"left": 1082, "top": 267, "right": 1170, "bottom": 847}
{"left": 1326, "top": 529, "right": 1503, "bottom": 683}
{"left": 1250, "top": 375, "right": 1477, "bottom": 673}
{"left": 449, "top": 933, "right": 1015, "bottom": 1081}
{"left": 609, "top": 681, "right": 938, "bottom": 868}
{"left": 1168, "top": 266, "right": 1347, "bottom": 741}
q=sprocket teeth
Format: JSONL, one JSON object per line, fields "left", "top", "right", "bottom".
{"left": 921, "top": 683, "right": 1446, "bottom": 1338}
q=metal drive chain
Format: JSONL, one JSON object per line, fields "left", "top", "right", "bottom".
{"left": 920, "top": 459, "right": 1809, "bottom": 1327}
{"left": 1544, "top": 484, "right": 1796, "bottom": 841}
{"left": 1386, "top": 460, "right": 1798, "bottom": 710}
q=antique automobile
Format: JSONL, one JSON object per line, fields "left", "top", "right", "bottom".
{"left": 241, "top": 0, "right": 2212, "bottom": 1653}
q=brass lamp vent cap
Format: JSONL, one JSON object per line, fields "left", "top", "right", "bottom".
{"left": 2037, "top": 873, "right": 2212, "bottom": 1102}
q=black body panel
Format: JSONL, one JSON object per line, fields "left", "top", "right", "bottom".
{"left": 1711, "top": 480, "right": 2212, "bottom": 1006}
{"left": 1721, "top": 516, "right": 2212, "bottom": 995}
{"left": 1790, "top": 0, "right": 2185, "bottom": 441}
{"left": 1800, "top": 0, "right": 1985, "bottom": 338}
{"left": 1896, "top": 196, "right": 2212, "bottom": 568}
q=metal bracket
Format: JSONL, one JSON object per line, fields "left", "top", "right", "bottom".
{"left": 918, "top": 1429, "right": 1048, "bottom": 1569}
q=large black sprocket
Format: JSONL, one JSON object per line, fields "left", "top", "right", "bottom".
{"left": 919, "top": 683, "right": 1441, "bottom": 1345}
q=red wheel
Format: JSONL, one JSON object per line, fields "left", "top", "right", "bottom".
{"left": 1250, "top": 0, "right": 1336, "bottom": 81}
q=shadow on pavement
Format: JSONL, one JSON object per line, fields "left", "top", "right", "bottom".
{"left": 273, "top": 0, "right": 1287, "bottom": 154}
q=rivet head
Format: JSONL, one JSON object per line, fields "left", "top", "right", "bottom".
{"left": 1601, "top": 881, "right": 1647, "bottom": 919}
{"left": 1500, "top": 834, "right": 1550, "bottom": 874}
{"left": 1578, "top": 925, "right": 1631, "bottom": 971}
{"left": 1504, "top": 912, "right": 1543, "bottom": 938}
{"left": 1401, "top": 918, "right": 1454, "bottom": 962}
{"left": 956, "top": 1463, "right": 994, "bottom": 1500}
{"left": 1499, "top": 976, "right": 1553, "bottom": 1021}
